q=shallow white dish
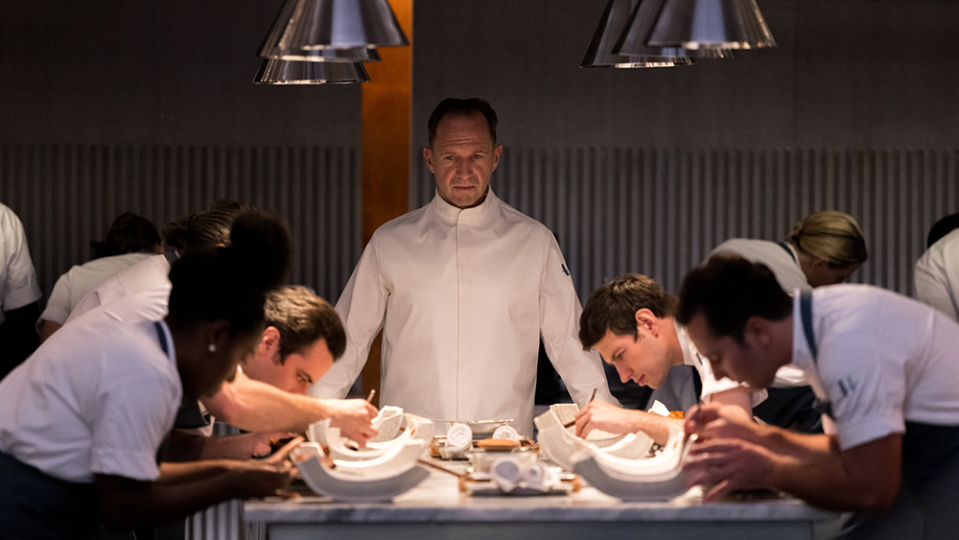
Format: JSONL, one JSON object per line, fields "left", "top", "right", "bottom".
{"left": 297, "top": 456, "right": 430, "bottom": 503}
{"left": 534, "top": 404, "right": 654, "bottom": 471}
{"left": 330, "top": 439, "right": 428, "bottom": 479}
{"left": 571, "top": 430, "right": 695, "bottom": 502}
{"left": 308, "top": 414, "right": 436, "bottom": 461}
{"left": 432, "top": 418, "right": 514, "bottom": 438}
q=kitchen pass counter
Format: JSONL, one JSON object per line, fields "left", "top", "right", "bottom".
{"left": 244, "top": 457, "right": 841, "bottom": 540}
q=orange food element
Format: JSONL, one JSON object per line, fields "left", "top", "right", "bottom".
{"left": 476, "top": 438, "right": 521, "bottom": 450}
{"left": 669, "top": 411, "right": 684, "bottom": 419}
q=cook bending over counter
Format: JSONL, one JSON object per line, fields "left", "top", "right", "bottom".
{"left": 0, "top": 212, "right": 299, "bottom": 536}
{"left": 66, "top": 200, "right": 377, "bottom": 444}
{"left": 574, "top": 274, "right": 760, "bottom": 445}
{"left": 678, "top": 255, "right": 959, "bottom": 539}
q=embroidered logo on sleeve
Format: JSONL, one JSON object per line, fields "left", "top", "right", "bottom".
{"left": 561, "top": 264, "right": 570, "bottom": 276}
{"left": 830, "top": 375, "right": 859, "bottom": 416}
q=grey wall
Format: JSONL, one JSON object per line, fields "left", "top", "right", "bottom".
{"left": 412, "top": 0, "right": 959, "bottom": 298}
{"left": 0, "top": 0, "right": 362, "bottom": 302}
{"left": 3, "top": 0, "right": 959, "bottom": 305}
{"left": 412, "top": 0, "right": 959, "bottom": 149}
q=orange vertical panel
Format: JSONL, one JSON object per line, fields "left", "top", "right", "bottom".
{"left": 359, "top": 0, "right": 413, "bottom": 406}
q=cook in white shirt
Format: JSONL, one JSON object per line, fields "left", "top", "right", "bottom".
{"left": 679, "top": 255, "right": 959, "bottom": 539}
{"left": 575, "top": 273, "right": 763, "bottom": 445}
{"left": 64, "top": 204, "right": 376, "bottom": 442}
{"left": 311, "top": 98, "right": 617, "bottom": 436}
{"left": 914, "top": 217, "right": 959, "bottom": 323}
{"left": 0, "top": 213, "right": 296, "bottom": 537}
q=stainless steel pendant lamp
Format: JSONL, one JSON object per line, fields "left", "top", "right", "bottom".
{"left": 581, "top": 0, "right": 692, "bottom": 68}
{"left": 614, "top": 0, "right": 735, "bottom": 58}
{"left": 644, "top": 0, "right": 775, "bottom": 50}
{"left": 255, "top": 0, "right": 407, "bottom": 84}
{"left": 260, "top": 0, "right": 408, "bottom": 58}
{"left": 253, "top": 59, "right": 371, "bottom": 84}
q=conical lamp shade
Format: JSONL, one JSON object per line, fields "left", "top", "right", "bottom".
{"left": 260, "top": 0, "right": 408, "bottom": 59}
{"left": 614, "top": 0, "right": 735, "bottom": 58}
{"left": 581, "top": 0, "right": 692, "bottom": 68}
{"left": 645, "top": 0, "right": 776, "bottom": 50}
{"left": 269, "top": 46, "right": 381, "bottom": 62}
{"left": 253, "top": 59, "right": 370, "bottom": 84}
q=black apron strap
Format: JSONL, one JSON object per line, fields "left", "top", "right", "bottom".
{"left": 153, "top": 321, "right": 169, "bottom": 356}
{"left": 799, "top": 291, "right": 818, "bottom": 359}
{"left": 800, "top": 291, "right": 833, "bottom": 421}
{"left": 777, "top": 241, "right": 798, "bottom": 264}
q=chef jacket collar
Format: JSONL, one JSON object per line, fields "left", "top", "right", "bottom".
{"left": 430, "top": 187, "right": 498, "bottom": 225}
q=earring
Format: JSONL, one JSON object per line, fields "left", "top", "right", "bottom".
{"left": 208, "top": 343, "right": 217, "bottom": 354}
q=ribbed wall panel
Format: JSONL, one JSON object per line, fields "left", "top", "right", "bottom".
{"left": 416, "top": 148, "right": 959, "bottom": 300}
{"left": 0, "top": 144, "right": 361, "bottom": 305}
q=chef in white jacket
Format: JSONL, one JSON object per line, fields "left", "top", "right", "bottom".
{"left": 311, "top": 98, "right": 617, "bottom": 435}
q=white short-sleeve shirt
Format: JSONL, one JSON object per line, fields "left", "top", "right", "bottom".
{"left": 0, "top": 293, "right": 181, "bottom": 483}
{"left": 38, "top": 252, "right": 155, "bottom": 327}
{"left": 792, "top": 285, "right": 959, "bottom": 451}
{"left": 65, "top": 253, "right": 172, "bottom": 325}
{"left": 914, "top": 227, "right": 959, "bottom": 324}
{"left": 0, "top": 203, "right": 42, "bottom": 324}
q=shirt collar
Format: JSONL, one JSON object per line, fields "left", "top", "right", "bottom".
{"left": 674, "top": 323, "right": 702, "bottom": 367}
{"left": 430, "top": 187, "right": 498, "bottom": 225}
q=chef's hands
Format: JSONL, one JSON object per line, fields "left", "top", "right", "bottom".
{"left": 683, "top": 404, "right": 775, "bottom": 502}
{"left": 574, "top": 400, "right": 637, "bottom": 438}
{"left": 250, "top": 431, "right": 298, "bottom": 457}
{"left": 324, "top": 398, "right": 379, "bottom": 447}
{"left": 684, "top": 403, "right": 759, "bottom": 443}
{"left": 233, "top": 436, "right": 303, "bottom": 499}
{"left": 683, "top": 438, "right": 779, "bottom": 502}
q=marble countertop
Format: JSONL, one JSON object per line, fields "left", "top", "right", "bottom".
{"left": 244, "top": 457, "right": 837, "bottom": 525}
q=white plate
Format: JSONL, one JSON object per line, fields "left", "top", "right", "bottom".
{"left": 297, "top": 456, "right": 430, "bottom": 503}
{"left": 570, "top": 432, "right": 695, "bottom": 502}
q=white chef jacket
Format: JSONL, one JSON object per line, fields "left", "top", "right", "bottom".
{"left": 792, "top": 285, "right": 959, "bottom": 450}
{"left": 65, "top": 253, "right": 172, "bottom": 325}
{"left": 38, "top": 251, "right": 155, "bottom": 327}
{"left": 311, "top": 189, "right": 617, "bottom": 435}
{"left": 0, "top": 203, "right": 42, "bottom": 325}
{"left": 708, "top": 238, "right": 809, "bottom": 388}
{"left": 0, "top": 293, "right": 181, "bottom": 483}
{"left": 914, "top": 227, "right": 959, "bottom": 324}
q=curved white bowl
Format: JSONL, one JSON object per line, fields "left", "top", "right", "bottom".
{"left": 331, "top": 439, "right": 428, "bottom": 478}
{"left": 308, "top": 415, "right": 436, "bottom": 460}
{"left": 369, "top": 406, "right": 405, "bottom": 443}
{"left": 571, "top": 431, "right": 695, "bottom": 501}
{"left": 298, "top": 456, "right": 430, "bottom": 503}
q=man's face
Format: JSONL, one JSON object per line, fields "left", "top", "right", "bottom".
{"left": 594, "top": 326, "right": 672, "bottom": 389}
{"left": 685, "top": 312, "right": 778, "bottom": 389}
{"left": 424, "top": 112, "right": 502, "bottom": 209}
{"left": 268, "top": 338, "right": 335, "bottom": 395}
